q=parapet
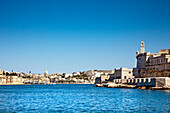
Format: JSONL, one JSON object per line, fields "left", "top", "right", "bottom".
{"left": 158, "top": 49, "right": 170, "bottom": 55}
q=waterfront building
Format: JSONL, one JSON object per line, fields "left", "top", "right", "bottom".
{"left": 0, "top": 69, "right": 6, "bottom": 84}
{"left": 95, "top": 74, "right": 110, "bottom": 84}
{"left": 136, "top": 41, "right": 170, "bottom": 78}
{"left": 84, "top": 70, "right": 114, "bottom": 84}
{"left": 0, "top": 71, "right": 23, "bottom": 84}
{"left": 95, "top": 67, "right": 136, "bottom": 84}
{"left": 84, "top": 70, "right": 114, "bottom": 76}
{"left": 6, "top": 75, "right": 23, "bottom": 84}
{"left": 39, "top": 77, "right": 50, "bottom": 84}
{"left": 0, "top": 69, "right": 3, "bottom": 75}
{"left": 132, "top": 68, "right": 139, "bottom": 78}
{"left": 110, "top": 67, "right": 134, "bottom": 80}
{"left": 0, "top": 75, "right": 6, "bottom": 84}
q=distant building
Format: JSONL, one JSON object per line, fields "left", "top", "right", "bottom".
{"left": 95, "top": 67, "right": 134, "bottom": 84}
{"left": 39, "top": 77, "right": 50, "bottom": 84}
{"left": 44, "top": 69, "right": 48, "bottom": 77}
{"left": 0, "top": 69, "right": 6, "bottom": 84}
{"left": 110, "top": 67, "right": 134, "bottom": 80}
{"left": 51, "top": 73, "right": 62, "bottom": 76}
{"left": 72, "top": 72, "right": 80, "bottom": 76}
{"left": 6, "top": 75, "right": 23, "bottom": 84}
{"left": 83, "top": 70, "right": 114, "bottom": 78}
{"left": 0, "top": 69, "right": 3, "bottom": 75}
{"left": 63, "top": 73, "right": 73, "bottom": 78}
{"left": 0, "top": 71, "right": 23, "bottom": 84}
{"left": 136, "top": 41, "right": 170, "bottom": 78}
{"left": 84, "top": 70, "right": 114, "bottom": 84}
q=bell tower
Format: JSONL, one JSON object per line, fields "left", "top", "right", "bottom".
{"left": 44, "top": 69, "right": 48, "bottom": 77}
{"left": 140, "top": 41, "right": 145, "bottom": 53}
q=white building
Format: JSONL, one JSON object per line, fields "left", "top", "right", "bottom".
{"left": 110, "top": 67, "right": 134, "bottom": 79}
{"left": 64, "top": 73, "right": 73, "bottom": 78}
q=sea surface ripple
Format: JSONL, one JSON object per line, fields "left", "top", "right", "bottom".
{"left": 0, "top": 84, "right": 169, "bottom": 112}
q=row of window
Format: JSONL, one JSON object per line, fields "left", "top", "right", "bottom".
{"left": 149, "top": 58, "right": 166, "bottom": 65}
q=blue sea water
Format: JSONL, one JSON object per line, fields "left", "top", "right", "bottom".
{"left": 0, "top": 84, "right": 169, "bottom": 113}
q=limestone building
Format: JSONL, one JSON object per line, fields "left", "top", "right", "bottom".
{"left": 0, "top": 71, "right": 23, "bottom": 85}
{"left": 95, "top": 74, "right": 110, "bottom": 84}
{"left": 83, "top": 70, "right": 114, "bottom": 84}
{"left": 110, "top": 67, "right": 134, "bottom": 80}
{"left": 44, "top": 69, "right": 48, "bottom": 77}
{"left": 6, "top": 75, "right": 23, "bottom": 84}
{"left": 0, "top": 69, "right": 3, "bottom": 75}
{"left": 136, "top": 41, "right": 170, "bottom": 78}
{"left": 0, "top": 69, "right": 6, "bottom": 84}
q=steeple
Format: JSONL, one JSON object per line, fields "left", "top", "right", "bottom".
{"left": 140, "top": 41, "right": 145, "bottom": 53}
{"left": 44, "top": 69, "right": 48, "bottom": 77}
{"left": 45, "top": 69, "right": 48, "bottom": 74}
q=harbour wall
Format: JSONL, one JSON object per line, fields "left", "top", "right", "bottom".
{"left": 111, "top": 77, "right": 170, "bottom": 88}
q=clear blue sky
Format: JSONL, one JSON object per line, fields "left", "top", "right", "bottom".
{"left": 0, "top": 0, "right": 170, "bottom": 74}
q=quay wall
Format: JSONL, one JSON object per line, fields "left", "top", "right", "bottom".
{"left": 111, "top": 77, "right": 170, "bottom": 87}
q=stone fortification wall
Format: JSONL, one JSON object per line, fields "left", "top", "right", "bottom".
{"left": 136, "top": 42, "right": 170, "bottom": 78}
{"left": 112, "top": 77, "right": 170, "bottom": 87}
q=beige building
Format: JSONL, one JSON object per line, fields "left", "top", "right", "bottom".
{"left": 6, "top": 75, "right": 23, "bottom": 84}
{"left": 84, "top": 70, "right": 114, "bottom": 84}
{"left": 51, "top": 73, "right": 62, "bottom": 76}
{"left": 0, "top": 71, "right": 23, "bottom": 85}
{"left": 110, "top": 67, "right": 134, "bottom": 79}
{"left": 95, "top": 74, "right": 110, "bottom": 84}
{"left": 44, "top": 69, "right": 48, "bottom": 77}
{"left": 136, "top": 41, "right": 170, "bottom": 78}
{"left": 0, "top": 69, "right": 6, "bottom": 84}
{"left": 101, "top": 75, "right": 110, "bottom": 82}
{"left": 0, "top": 69, "right": 3, "bottom": 75}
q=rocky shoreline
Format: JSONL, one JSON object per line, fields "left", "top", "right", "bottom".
{"left": 94, "top": 83, "right": 170, "bottom": 90}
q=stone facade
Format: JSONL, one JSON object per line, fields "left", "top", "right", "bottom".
{"left": 94, "top": 75, "right": 110, "bottom": 84}
{"left": 0, "top": 69, "right": 3, "bottom": 75}
{"left": 0, "top": 75, "right": 6, "bottom": 84}
{"left": 112, "top": 77, "right": 170, "bottom": 88}
{"left": 132, "top": 68, "right": 139, "bottom": 78}
{"left": 136, "top": 41, "right": 170, "bottom": 78}
{"left": 110, "top": 67, "right": 134, "bottom": 80}
{"left": 6, "top": 75, "right": 23, "bottom": 84}
{"left": 0, "top": 71, "right": 23, "bottom": 85}
{"left": 84, "top": 70, "right": 114, "bottom": 84}
{"left": 140, "top": 41, "right": 145, "bottom": 53}
{"left": 101, "top": 75, "right": 110, "bottom": 82}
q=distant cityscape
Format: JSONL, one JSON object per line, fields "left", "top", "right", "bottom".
{"left": 0, "top": 41, "right": 170, "bottom": 89}
{"left": 0, "top": 68, "right": 114, "bottom": 85}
